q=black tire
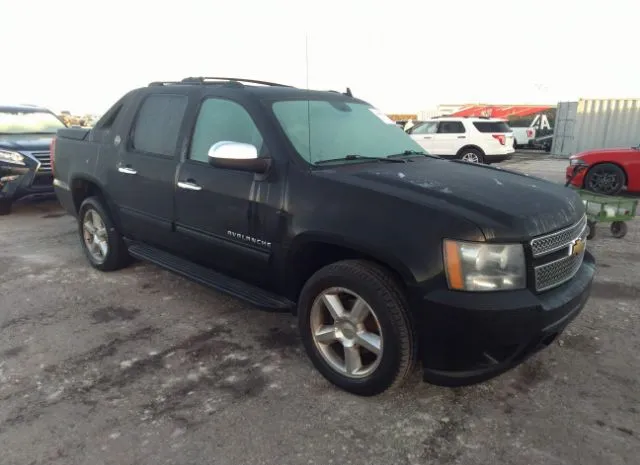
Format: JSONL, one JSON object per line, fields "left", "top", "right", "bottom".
{"left": 585, "top": 163, "right": 625, "bottom": 195}
{"left": 610, "top": 221, "right": 627, "bottom": 238}
{"left": 457, "top": 148, "right": 485, "bottom": 164}
{"left": 587, "top": 220, "right": 597, "bottom": 240}
{"left": 297, "top": 260, "right": 417, "bottom": 396}
{"left": 78, "top": 196, "right": 130, "bottom": 271}
{"left": 0, "top": 199, "right": 11, "bottom": 216}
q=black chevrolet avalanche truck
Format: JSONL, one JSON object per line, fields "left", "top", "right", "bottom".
{"left": 52, "top": 77, "right": 595, "bottom": 396}
{"left": 0, "top": 104, "right": 65, "bottom": 215}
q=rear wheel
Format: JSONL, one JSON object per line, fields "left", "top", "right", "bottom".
{"left": 458, "top": 148, "right": 485, "bottom": 164}
{"left": 610, "top": 221, "right": 627, "bottom": 238}
{"left": 585, "top": 163, "right": 625, "bottom": 195}
{"left": 298, "top": 260, "right": 416, "bottom": 396}
{"left": 78, "top": 196, "right": 131, "bottom": 271}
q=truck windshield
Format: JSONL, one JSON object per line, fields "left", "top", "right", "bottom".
{"left": 0, "top": 110, "right": 66, "bottom": 135}
{"left": 272, "top": 100, "right": 426, "bottom": 165}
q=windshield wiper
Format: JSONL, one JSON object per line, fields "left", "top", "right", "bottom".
{"left": 315, "top": 154, "right": 406, "bottom": 165}
{"left": 386, "top": 150, "right": 436, "bottom": 159}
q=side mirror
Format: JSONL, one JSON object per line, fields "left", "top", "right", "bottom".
{"left": 207, "top": 141, "right": 271, "bottom": 173}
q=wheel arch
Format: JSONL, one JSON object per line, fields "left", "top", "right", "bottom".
{"left": 283, "top": 233, "right": 414, "bottom": 302}
{"left": 456, "top": 145, "right": 485, "bottom": 157}
{"left": 70, "top": 175, "right": 123, "bottom": 229}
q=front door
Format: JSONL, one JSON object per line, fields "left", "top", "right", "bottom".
{"left": 174, "top": 96, "right": 272, "bottom": 284}
{"left": 107, "top": 92, "right": 188, "bottom": 248}
{"left": 408, "top": 121, "right": 438, "bottom": 153}
{"left": 432, "top": 120, "right": 467, "bottom": 156}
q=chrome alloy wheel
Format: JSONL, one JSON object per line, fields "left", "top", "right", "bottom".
{"left": 310, "top": 287, "right": 383, "bottom": 378}
{"left": 82, "top": 209, "right": 109, "bottom": 263}
{"left": 461, "top": 152, "right": 480, "bottom": 163}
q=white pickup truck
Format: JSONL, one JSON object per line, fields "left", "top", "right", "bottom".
{"left": 510, "top": 126, "right": 536, "bottom": 148}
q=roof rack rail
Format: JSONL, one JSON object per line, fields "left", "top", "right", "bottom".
{"left": 148, "top": 81, "right": 181, "bottom": 87}
{"left": 180, "top": 76, "right": 293, "bottom": 87}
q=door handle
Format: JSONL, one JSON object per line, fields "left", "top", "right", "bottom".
{"left": 118, "top": 166, "right": 137, "bottom": 175}
{"left": 423, "top": 136, "right": 432, "bottom": 139}
{"left": 457, "top": 136, "right": 466, "bottom": 139}
{"left": 177, "top": 181, "right": 202, "bottom": 191}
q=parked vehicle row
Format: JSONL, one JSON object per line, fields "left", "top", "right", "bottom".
{"left": 51, "top": 76, "right": 594, "bottom": 396}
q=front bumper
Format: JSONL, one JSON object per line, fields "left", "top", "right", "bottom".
{"left": 411, "top": 251, "right": 595, "bottom": 387}
{"left": 0, "top": 162, "right": 54, "bottom": 203}
{"left": 566, "top": 165, "right": 587, "bottom": 188}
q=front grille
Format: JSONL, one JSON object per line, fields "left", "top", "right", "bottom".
{"left": 530, "top": 215, "right": 587, "bottom": 257}
{"left": 530, "top": 215, "right": 587, "bottom": 292}
{"left": 534, "top": 249, "right": 585, "bottom": 292}
{"left": 31, "top": 151, "right": 52, "bottom": 172}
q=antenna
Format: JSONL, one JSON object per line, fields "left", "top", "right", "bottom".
{"left": 305, "top": 33, "right": 312, "bottom": 165}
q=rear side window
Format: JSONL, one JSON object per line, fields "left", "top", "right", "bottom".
{"left": 131, "top": 94, "right": 188, "bottom": 156}
{"left": 437, "top": 121, "right": 465, "bottom": 134}
{"left": 189, "top": 98, "right": 264, "bottom": 163}
{"left": 473, "top": 121, "right": 512, "bottom": 133}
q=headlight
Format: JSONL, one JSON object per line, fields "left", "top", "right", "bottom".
{"left": 569, "top": 158, "right": 587, "bottom": 166}
{"left": 0, "top": 150, "right": 25, "bottom": 166}
{"left": 443, "top": 239, "right": 526, "bottom": 291}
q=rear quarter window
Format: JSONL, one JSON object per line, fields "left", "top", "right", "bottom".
{"left": 473, "top": 121, "right": 512, "bottom": 133}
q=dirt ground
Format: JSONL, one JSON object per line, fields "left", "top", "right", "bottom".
{"left": 1, "top": 155, "right": 638, "bottom": 465}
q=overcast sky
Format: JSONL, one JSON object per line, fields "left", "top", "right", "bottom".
{"left": 2, "top": 0, "right": 638, "bottom": 115}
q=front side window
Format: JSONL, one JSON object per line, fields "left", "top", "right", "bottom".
{"left": 189, "top": 98, "right": 264, "bottom": 163}
{"left": 410, "top": 122, "right": 438, "bottom": 135}
{"left": 272, "top": 100, "right": 425, "bottom": 164}
{"left": 131, "top": 94, "right": 188, "bottom": 156}
{"left": 0, "top": 110, "right": 66, "bottom": 134}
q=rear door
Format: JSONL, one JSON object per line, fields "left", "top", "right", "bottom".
{"left": 107, "top": 92, "right": 188, "bottom": 247}
{"left": 433, "top": 120, "right": 467, "bottom": 155}
{"left": 408, "top": 121, "right": 438, "bottom": 152}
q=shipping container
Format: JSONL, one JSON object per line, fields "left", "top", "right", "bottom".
{"left": 552, "top": 99, "right": 640, "bottom": 157}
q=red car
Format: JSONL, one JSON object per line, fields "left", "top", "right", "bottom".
{"left": 566, "top": 145, "right": 640, "bottom": 195}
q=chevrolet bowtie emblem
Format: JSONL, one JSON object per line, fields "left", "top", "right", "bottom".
{"left": 570, "top": 238, "right": 586, "bottom": 256}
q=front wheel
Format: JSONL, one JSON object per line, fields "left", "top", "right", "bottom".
{"left": 78, "top": 196, "right": 131, "bottom": 271}
{"left": 587, "top": 220, "right": 597, "bottom": 240}
{"left": 298, "top": 260, "right": 417, "bottom": 396}
{"left": 585, "top": 163, "right": 625, "bottom": 195}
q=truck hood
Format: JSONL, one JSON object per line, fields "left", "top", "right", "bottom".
{"left": 317, "top": 158, "right": 585, "bottom": 241}
{"left": 0, "top": 134, "right": 54, "bottom": 152}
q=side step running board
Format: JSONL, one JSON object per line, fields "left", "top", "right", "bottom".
{"left": 127, "top": 242, "right": 295, "bottom": 312}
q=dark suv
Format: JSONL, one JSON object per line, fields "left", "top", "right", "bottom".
{"left": 52, "top": 77, "right": 595, "bottom": 396}
{"left": 0, "top": 104, "right": 66, "bottom": 214}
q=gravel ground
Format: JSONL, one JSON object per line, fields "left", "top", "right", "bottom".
{"left": 1, "top": 156, "right": 638, "bottom": 465}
